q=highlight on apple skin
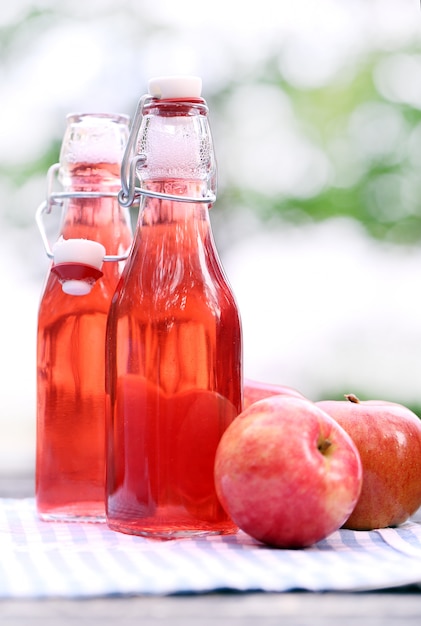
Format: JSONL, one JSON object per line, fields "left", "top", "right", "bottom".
{"left": 214, "top": 395, "right": 363, "bottom": 548}
{"left": 316, "top": 394, "right": 421, "bottom": 530}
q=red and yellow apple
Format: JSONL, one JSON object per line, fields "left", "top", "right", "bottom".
{"left": 214, "top": 395, "right": 362, "bottom": 548}
{"left": 316, "top": 394, "right": 421, "bottom": 530}
{"left": 243, "top": 377, "right": 306, "bottom": 410}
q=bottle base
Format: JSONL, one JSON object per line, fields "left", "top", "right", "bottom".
{"left": 38, "top": 512, "right": 106, "bottom": 524}
{"left": 106, "top": 518, "right": 238, "bottom": 539}
{"left": 36, "top": 501, "right": 106, "bottom": 523}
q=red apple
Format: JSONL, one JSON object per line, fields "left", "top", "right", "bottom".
{"left": 243, "top": 377, "right": 306, "bottom": 410}
{"left": 316, "top": 394, "right": 421, "bottom": 530}
{"left": 214, "top": 396, "right": 362, "bottom": 548}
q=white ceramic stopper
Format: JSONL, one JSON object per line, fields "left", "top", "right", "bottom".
{"left": 52, "top": 237, "right": 105, "bottom": 269}
{"left": 52, "top": 238, "right": 106, "bottom": 296}
{"left": 148, "top": 76, "right": 202, "bottom": 100}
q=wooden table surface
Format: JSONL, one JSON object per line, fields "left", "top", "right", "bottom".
{"left": 1, "top": 475, "right": 420, "bottom": 626}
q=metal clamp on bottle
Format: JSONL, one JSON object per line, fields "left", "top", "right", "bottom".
{"left": 118, "top": 93, "right": 217, "bottom": 209}
{"left": 36, "top": 163, "right": 131, "bottom": 296}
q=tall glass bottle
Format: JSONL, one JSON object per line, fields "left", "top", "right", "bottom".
{"left": 36, "top": 113, "right": 133, "bottom": 522}
{"left": 106, "top": 76, "right": 243, "bottom": 537}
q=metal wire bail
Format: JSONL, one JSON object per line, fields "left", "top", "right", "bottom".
{"left": 35, "top": 163, "right": 131, "bottom": 262}
{"left": 118, "top": 94, "right": 217, "bottom": 209}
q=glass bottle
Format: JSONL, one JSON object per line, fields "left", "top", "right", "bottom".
{"left": 105, "top": 76, "right": 243, "bottom": 537}
{"left": 36, "top": 113, "right": 133, "bottom": 522}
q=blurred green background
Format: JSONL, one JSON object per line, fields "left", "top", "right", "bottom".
{"left": 1, "top": 0, "right": 421, "bottom": 474}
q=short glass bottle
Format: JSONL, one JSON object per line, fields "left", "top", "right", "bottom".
{"left": 36, "top": 112, "right": 133, "bottom": 522}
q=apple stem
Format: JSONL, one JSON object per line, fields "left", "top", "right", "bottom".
{"left": 318, "top": 439, "right": 332, "bottom": 454}
{"left": 345, "top": 393, "right": 360, "bottom": 404}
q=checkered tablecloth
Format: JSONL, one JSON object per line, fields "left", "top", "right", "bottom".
{"left": 1, "top": 498, "right": 421, "bottom": 598}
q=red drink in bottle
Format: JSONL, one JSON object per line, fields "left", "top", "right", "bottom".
{"left": 36, "top": 115, "right": 133, "bottom": 522}
{"left": 106, "top": 78, "right": 243, "bottom": 537}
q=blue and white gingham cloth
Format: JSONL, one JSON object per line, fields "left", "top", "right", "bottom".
{"left": 0, "top": 498, "right": 421, "bottom": 598}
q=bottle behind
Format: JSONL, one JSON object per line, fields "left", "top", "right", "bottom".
{"left": 106, "top": 76, "right": 243, "bottom": 538}
{"left": 36, "top": 113, "right": 133, "bottom": 522}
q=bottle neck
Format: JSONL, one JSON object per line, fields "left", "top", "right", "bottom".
{"left": 136, "top": 98, "right": 216, "bottom": 199}
{"left": 59, "top": 112, "right": 129, "bottom": 191}
{"left": 131, "top": 196, "right": 216, "bottom": 287}
{"left": 59, "top": 160, "right": 127, "bottom": 229}
{"left": 139, "top": 180, "right": 209, "bottom": 224}
{"left": 59, "top": 161, "right": 122, "bottom": 192}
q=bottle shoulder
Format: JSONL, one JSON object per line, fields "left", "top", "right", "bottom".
{"left": 112, "top": 236, "right": 237, "bottom": 315}
{"left": 124, "top": 219, "right": 227, "bottom": 281}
